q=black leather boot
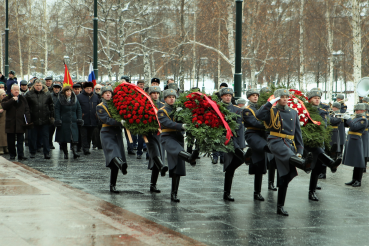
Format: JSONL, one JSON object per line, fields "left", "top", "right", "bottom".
{"left": 268, "top": 162, "right": 277, "bottom": 191}
{"left": 72, "top": 144, "right": 80, "bottom": 159}
{"left": 318, "top": 152, "right": 341, "bottom": 173}
{"left": 109, "top": 167, "right": 119, "bottom": 194}
{"left": 223, "top": 170, "right": 235, "bottom": 201}
{"left": 244, "top": 148, "right": 253, "bottom": 165}
{"left": 61, "top": 144, "right": 68, "bottom": 159}
{"left": 150, "top": 167, "right": 161, "bottom": 193}
{"left": 309, "top": 170, "right": 319, "bottom": 201}
{"left": 352, "top": 168, "right": 363, "bottom": 187}
{"left": 171, "top": 174, "right": 180, "bottom": 202}
{"left": 113, "top": 157, "right": 127, "bottom": 175}
{"left": 345, "top": 180, "right": 356, "bottom": 185}
{"left": 254, "top": 174, "right": 264, "bottom": 201}
{"left": 309, "top": 191, "right": 319, "bottom": 201}
{"left": 153, "top": 156, "right": 168, "bottom": 176}
{"left": 178, "top": 150, "right": 198, "bottom": 166}
{"left": 277, "top": 186, "right": 289, "bottom": 216}
{"left": 289, "top": 153, "right": 312, "bottom": 174}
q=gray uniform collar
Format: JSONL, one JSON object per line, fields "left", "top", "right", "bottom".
{"left": 356, "top": 113, "right": 365, "bottom": 118}
{"left": 164, "top": 102, "right": 173, "bottom": 108}
{"left": 276, "top": 103, "right": 289, "bottom": 111}
{"left": 248, "top": 102, "right": 258, "bottom": 108}
{"left": 221, "top": 100, "right": 233, "bottom": 107}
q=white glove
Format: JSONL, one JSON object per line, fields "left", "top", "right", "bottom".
{"left": 182, "top": 124, "right": 187, "bottom": 130}
{"left": 343, "top": 114, "right": 350, "bottom": 120}
{"left": 270, "top": 97, "right": 280, "bottom": 105}
{"left": 176, "top": 107, "right": 183, "bottom": 112}
{"left": 296, "top": 153, "right": 302, "bottom": 158}
{"left": 121, "top": 120, "right": 126, "bottom": 126}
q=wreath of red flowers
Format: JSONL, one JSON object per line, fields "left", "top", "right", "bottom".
{"left": 109, "top": 83, "right": 159, "bottom": 135}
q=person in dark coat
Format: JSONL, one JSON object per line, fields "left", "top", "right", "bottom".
{"left": 92, "top": 84, "right": 103, "bottom": 150}
{"left": 304, "top": 90, "right": 342, "bottom": 202}
{"left": 158, "top": 89, "right": 199, "bottom": 202}
{"left": 6, "top": 71, "right": 17, "bottom": 95}
{"left": 49, "top": 83, "right": 62, "bottom": 149}
{"left": 54, "top": 86, "right": 83, "bottom": 159}
{"left": 145, "top": 86, "right": 168, "bottom": 193}
{"left": 361, "top": 97, "right": 369, "bottom": 172}
{"left": 343, "top": 103, "right": 367, "bottom": 187}
{"left": 1, "top": 84, "right": 31, "bottom": 160}
{"left": 243, "top": 88, "right": 267, "bottom": 201}
{"left": 77, "top": 82, "right": 101, "bottom": 155}
{"left": 19, "top": 80, "right": 29, "bottom": 95}
{"left": 319, "top": 102, "right": 343, "bottom": 179}
{"left": 25, "top": 79, "right": 54, "bottom": 159}
{"left": 218, "top": 87, "right": 246, "bottom": 202}
{"left": 256, "top": 89, "right": 312, "bottom": 216}
{"left": 96, "top": 86, "right": 128, "bottom": 193}
{"left": 0, "top": 71, "right": 6, "bottom": 88}
{"left": 336, "top": 94, "right": 347, "bottom": 153}
{"left": 45, "top": 76, "right": 53, "bottom": 92}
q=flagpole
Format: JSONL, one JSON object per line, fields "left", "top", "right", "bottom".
{"left": 93, "top": 0, "right": 98, "bottom": 80}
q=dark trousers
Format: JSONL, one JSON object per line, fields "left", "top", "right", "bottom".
{"left": 49, "top": 125, "right": 55, "bottom": 146}
{"left": 213, "top": 151, "right": 224, "bottom": 160}
{"left": 80, "top": 126, "right": 96, "bottom": 150}
{"left": 309, "top": 162, "right": 322, "bottom": 192}
{"left": 224, "top": 161, "right": 243, "bottom": 193}
{"left": 92, "top": 126, "right": 102, "bottom": 149}
{"left": 268, "top": 158, "right": 277, "bottom": 184}
{"left": 124, "top": 129, "right": 137, "bottom": 151}
{"left": 137, "top": 135, "right": 145, "bottom": 155}
{"left": 29, "top": 125, "right": 50, "bottom": 155}
{"left": 7, "top": 133, "right": 24, "bottom": 157}
{"left": 353, "top": 167, "right": 364, "bottom": 182}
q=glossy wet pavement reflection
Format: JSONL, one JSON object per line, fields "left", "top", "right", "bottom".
{"left": 2, "top": 142, "right": 369, "bottom": 246}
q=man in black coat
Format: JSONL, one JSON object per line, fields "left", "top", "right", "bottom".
{"left": 1, "top": 84, "right": 31, "bottom": 160}
{"left": 49, "top": 83, "right": 62, "bottom": 149}
{"left": 25, "top": 79, "right": 54, "bottom": 159}
{"left": 77, "top": 82, "right": 101, "bottom": 155}
{"left": 6, "top": 71, "right": 17, "bottom": 95}
{"left": 45, "top": 77, "right": 53, "bottom": 92}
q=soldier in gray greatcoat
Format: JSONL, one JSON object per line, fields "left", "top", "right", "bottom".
{"left": 96, "top": 86, "right": 128, "bottom": 194}
{"left": 319, "top": 102, "right": 343, "bottom": 179}
{"left": 361, "top": 97, "right": 369, "bottom": 172}
{"left": 157, "top": 89, "right": 199, "bottom": 203}
{"left": 145, "top": 86, "right": 168, "bottom": 193}
{"left": 243, "top": 88, "right": 267, "bottom": 201}
{"left": 343, "top": 103, "right": 368, "bottom": 187}
{"left": 305, "top": 90, "right": 342, "bottom": 202}
{"left": 256, "top": 89, "right": 312, "bottom": 216}
{"left": 310, "top": 88, "right": 330, "bottom": 111}
{"left": 218, "top": 87, "right": 246, "bottom": 202}
{"left": 336, "top": 94, "right": 347, "bottom": 153}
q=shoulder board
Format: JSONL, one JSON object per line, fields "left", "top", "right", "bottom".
{"left": 322, "top": 103, "right": 328, "bottom": 105}
{"left": 158, "top": 106, "right": 166, "bottom": 110}
{"left": 343, "top": 104, "right": 346, "bottom": 106}
{"left": 320, "top": 108, "right": 327, "bottom": 111}
{"left": 363, "top": 116, "right": 366, "bottom": 118}
{"left": 98, "top": 102, "right": 104, "bottom": 106}
{"left": 234, "top": 105, "right": 240, "bottom": 108}
{"left": 246, "top": 105, "right": 250, "bottom": 109}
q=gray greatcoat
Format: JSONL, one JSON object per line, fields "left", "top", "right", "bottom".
{"left": 96, "top": 100, "right": 127, "bottom": 167}
{"left": 338, "top": 102, "right": 347, "bottom": 144}
{"left": 330, "top": 111, "right": 342, "bottom": 151}
{"left": 243, "top": 102, "right": 267, "bottom": 174}
{"left": 157, "top": 103, "right": 186, "bottom": 177}
{"left": 54, "top": 93, "right": 82, "bottom": 143}
{"left": 146, "top": 100, "right": 166, "bottom": 170}
{"left": 362, "top": 113, "right": 369, "bottom": 158}
{"left": 223, "top": 102, "right": 246, "bottom": 172}
{"left": 256, "top": 102, "right": 304, "bottom": 180}
{"left": 342, "top": 116, "right": 367, "bottom": 168}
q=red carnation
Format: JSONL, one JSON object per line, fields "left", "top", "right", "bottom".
{"left": 129, "top": 119, "right": 134, "bottom": 124}
{"left": 139, "top": 115, "right": 143, "bottom": 119}
{"left": 128, "top": 114, "right": 132, "bottom": 118}
{"left": 144, "top": 115, "right": 149, "bottom": 119}
{"left": 136, "top": 119, "right": 140, "bottom": 124}
{"left": 143, "top": 120, "right": 147, "bottom": 124}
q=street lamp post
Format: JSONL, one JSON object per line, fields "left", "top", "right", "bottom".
{"left": 233, "top": 0, "right": 243, "bottom": 99}
{"left": 5, "top": 0, "right": 9, "bottom": 76}
{"left": 332, "top": 50, "right": 344, "bottom": 101}
{"left": 93, "top": 0, "right": 98, "bottom": 79}
{"left": 32, "top": 57, "right": 38, "bottom": 77}
{"left": 200, "top": 57, "right": 208, "bottom": 93}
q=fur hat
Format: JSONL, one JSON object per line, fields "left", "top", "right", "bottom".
{"left": 246, "top": 88, "right": 259, "bottom": 98}
{"left": 336, "top": 94, "right": 345, "bottom": 100}
{"left": 83, "top": 82, "right": 94, "bottom": 89}
{"left": 219, "top": 87, "right": 234, "bottom": 97}
{"left": 332, "top": 102, "right": 341, "bottom": 108}
{"left": 148, "top": 86, "right": 161, "bottom": 94}
{"left": 260, "top": 87, "right": 271, "bottom": 94}
{"left": 101, "top": 86, "right": 113, "bottom": 95}
{"left": 236, "top": 98, "right": 247, "bottom": 105}
{"left": 163, "top": 89, "right": 177, "bottom": 99}
{"left": 354, "top": 103, "right": 366, "bottom": 111}
{"left": 307, "top": 90, "right": 322, "bottom": 100}
{"left": 274, "top": 89, "right": 289, "bottom": 98}
{"left": 168, "top": 83, "right": 178, "bottom": 90}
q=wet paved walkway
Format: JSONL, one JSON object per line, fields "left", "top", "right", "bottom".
{"left": 0, "top": 157, "right": 205, "bottom": 246}
{"left": 2, "top": 143, "right": 369, "bottom": 246}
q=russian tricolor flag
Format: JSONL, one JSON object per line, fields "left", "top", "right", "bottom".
{"left": 88, "top": 63, "right": 97, "bottom": 86}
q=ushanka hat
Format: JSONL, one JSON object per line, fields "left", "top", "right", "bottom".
{"left": 163, "top": 89, "right": 177, "bottom": 98}
{"left": 274, "top": 89, "right": 289, "bottom": 98}
{"left": 354, "top": 103, "right": 366, "bottom": 111}
{"left": 148, "top": 86, "right": 161, "bottom": 94}
{"left": 246, "top": 88, "right": 259, "bottom": 98}
{"left": 219, "top": 87, "right": 234, "bottom": 97}
{"left": 236, "top": 98, "right": 247, "bottom": 105}
{"left": 307, "top": 90, "right": 322, "bottom": 100}
{"left": 101, "top": 86, "right": 113, "bottom": 95}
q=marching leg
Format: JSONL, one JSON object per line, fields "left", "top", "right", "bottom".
{"left": 110, "top": 165, "right": 119, "bottom": 193}
{"left": 223, "top": 167, "right": 235, "bottom": 201}
{"left": 150, "top": 166, "right": 161, "bottom": 193}
{"left": 309, "top": 168, "right": 319, "bottom": 201}
{"left": 171, "top": 174, "right": 180, "bottom": 202}
{"left": 268, "top": 159, "right": 277, "bottom": 191}
{"left": 254, "top": 173, "right": 264, "bottom": 201}
{"left": 352, "top": 168, "right": 363, "bottom": 187}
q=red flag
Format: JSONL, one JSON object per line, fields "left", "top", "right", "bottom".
{"left": 63, "top": 64, "right": 74, "bottom": 87}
